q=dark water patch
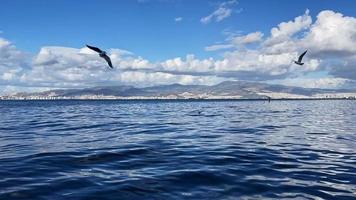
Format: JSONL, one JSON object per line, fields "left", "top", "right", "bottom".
{"left": 257, "top": 125, "right": 285, "bottom": 130}
{"left": 306, "top": 132, "right": 329, "bottom": 135}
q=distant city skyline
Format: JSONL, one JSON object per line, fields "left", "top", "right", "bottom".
{"left": 0, "top": 0, "right": 355, "bottom": 94}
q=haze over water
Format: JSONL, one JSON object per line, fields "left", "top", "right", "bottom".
{"left": 0, "top": 100, "right": 355, "bottom": 199}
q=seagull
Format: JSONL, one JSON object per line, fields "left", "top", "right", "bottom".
{"left": 294, "top": 50, "right": 307, "bottom": 65}
{"left": 86, "top": 45, "right": 114, "bottom": 69}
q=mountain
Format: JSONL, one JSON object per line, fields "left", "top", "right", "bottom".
{"left": 2, "top": 81, "right": 356, "bottom": 100}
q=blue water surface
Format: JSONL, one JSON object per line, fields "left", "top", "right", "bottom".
{"left": 0, "top": 100, "right": 355, "bottom": 199}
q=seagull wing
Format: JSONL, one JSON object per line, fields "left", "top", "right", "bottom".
{"left": 86, "top": 45, "right": 103, "bottom": 53}
{"left": 102, "top": 54, "right": 114, "bottom": 69}
{"left": 298, "top": 50, "right": 307, "bottom": 62}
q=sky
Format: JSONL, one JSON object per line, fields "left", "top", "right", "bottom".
{"left": 0, "top": 0, "right": 356, "bottom": 94}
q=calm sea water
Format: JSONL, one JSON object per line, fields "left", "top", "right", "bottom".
{"left": 0, "top": 100, "right": 355, "bottom": 200}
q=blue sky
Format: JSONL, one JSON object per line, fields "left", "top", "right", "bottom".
{"left": 0, "top": 0, "right": 356, "bottom": 93}
{"left": 1, "top": 0, "right": 354, "bottom": 61}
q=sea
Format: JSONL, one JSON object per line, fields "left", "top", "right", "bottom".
{"left": 0, "top": 100, "right": 355, "bottom": 200}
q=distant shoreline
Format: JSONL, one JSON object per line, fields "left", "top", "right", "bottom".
{"left": 1, "top": 98, "right": 355, "bottom": 101}
{"left": 2, "top": 81, "right": 356, "bottom": 101}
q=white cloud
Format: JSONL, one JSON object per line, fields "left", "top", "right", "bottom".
{"left": 201, "top": 7, "right": 232, "bottom": 24}
{"left": 0, "top": 37, "right": 28, "bottom": 86}
{"left": 216, "top": 50, "right": 319, "bottom": 77}
{"left": 274, "top": 77, "right": 351, "bottom": 89}
{"left": 175, "top": 17, "right": 183, "bottom": 22}
{"left": 204, "top": 44, "right": 233, "bottom": 51}
{"left": 161, "top": 54, "right": 216, "bottom": 73}
{"left": 117, "top": 71, "right": 227, "bottom": 86}
{"left": 200, "top": 0, "right": 238, "bottom": 24}
{"left": 264, "top": 9, "right": 312, "bottom": 48}
{"left": 23, "top": 46, "right": 155, "bottom": 87}
{"left": 272, "top": 10, "right": 311, "bottom": 37}
{"left": 302, "top": 10, "right": 356, "bottom": 57}
{"left": 232, "top": 31, "right": 264, "bottom": 45}
{"left": 205, "top": 32, "right": 264, "bottom": 52}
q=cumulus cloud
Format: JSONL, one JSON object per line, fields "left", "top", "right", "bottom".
{"left": 298, "top": 10, "right": 356, "bottom": 81}
{"left": 0, "top": 38, "right": 28, "bottom": 86}
{"left": 302, "top": 10, "right": 356, "bottom": 57}
{"left": 160, "top": 54, "right": 217, "bottom": 76}
{"left": 265, "top": 9, "right": 312, "bottom": 46}
{"left": 200, "top": 0, "right": 238, "bottom": 24}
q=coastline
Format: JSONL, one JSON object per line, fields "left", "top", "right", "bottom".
{"left": 1, "top": 97, "right": 355, "bottom": 101}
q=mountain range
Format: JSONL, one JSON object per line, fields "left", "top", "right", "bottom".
{"left": 3, "top": 81, "right": 356, "bottom": 100}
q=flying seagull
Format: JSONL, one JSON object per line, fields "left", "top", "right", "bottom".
{"left": 86, "top": 45, "right": 113, "bottom": 69}
{"left": 294, "top": 50, "right": 307, "bottom": 65}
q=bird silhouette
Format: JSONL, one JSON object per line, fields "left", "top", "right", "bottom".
{"left": 86, "top": 45, "right": 113, "bottom": 69}
{"left": 294, "top": 50, "right": 307, "bottom": 65}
